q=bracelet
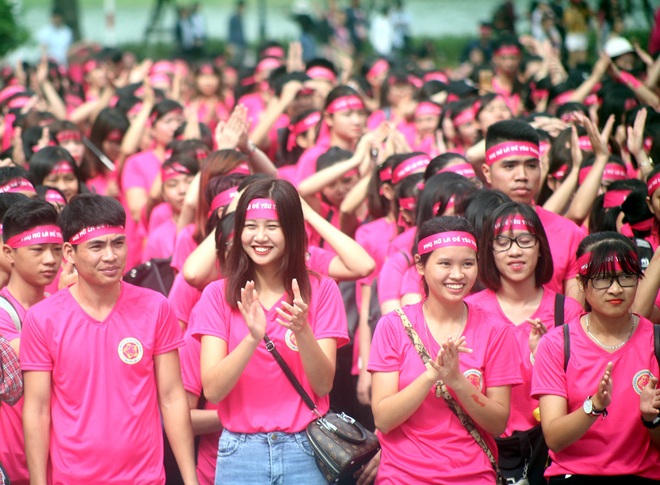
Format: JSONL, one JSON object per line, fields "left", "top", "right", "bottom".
{"left": 641, "top": 415, "right": 660, "bottom": 429}
{"left": 619, "top": 71, "right": 643, "bottom": 90}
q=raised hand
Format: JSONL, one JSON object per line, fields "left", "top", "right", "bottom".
{"left": 237, "top": 280, "right": 267, "bottom": 341}
{"left": 592, "top": 362, "right": 614, "bottom": 411}
{"left": 640, "top": 376, "right": 660, "bottom": 421}
{"left": 527, "top": 317, "right": 548, "bottom": 356}
{"left": 275, "top": 278, "right": 309, "bottom": 334}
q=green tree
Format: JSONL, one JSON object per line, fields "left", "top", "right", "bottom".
{"left": 0, "top": 0, "right": 28, "bottom": 58}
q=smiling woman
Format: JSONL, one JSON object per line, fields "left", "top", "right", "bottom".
{"left": 532, "top": 232, "right": 660, "bottom": 485}
{"left": 368, "top": 215, "right": 522, "bottom": 484}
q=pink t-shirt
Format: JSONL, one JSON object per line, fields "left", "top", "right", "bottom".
{"left": 191, "top": 276, "right": 349, "bottom": 433}
{"left": 368, "top": 302, "right": 523, "bottom": 484}
{"left": 86, "top": 169, "right": 118, "bottom": 197}
{"left": 399, "top": 264, "right": 422, "bottom": 298}
{"left": 378, "top": 250, "right": 412, "bottom": 305}
{"left": 307, "top": 246, "right": 335, "bottom": 276}
{"left": 121, "top": 149, "right": 163, "bottom": 270}
{"left": 19, "top": 283, "right": 183, "bottom": 484}
{"left": 387, "top": 227, "right": 415, "bottom": 256}
{"left": 532, "top": 315, "right": 660, "bottom": 479}
{"left": 294, "top": 138, "right": 332, "bottom": 186}
{"left": 466, "top": 288, "right": 583, "bottom": 435}
{"left": 143, "top": 218, "right": 177, "bottom": 263}
{"left": 179, "top": 329, "right": 220, "bottom": 485}
{"left": 355, "top": 218, "right": 398, "bottom": 289}
{"left": 536, "top": 206, "right": 585, "bottom": 294}
{"left": 0, "top": 288, "right": 28, "bottom": 485}
{"left": 168, "top": 272, "right": 202, "bottom": 326}
{"left": 148, "top": 202, "right": 173, "bottom": 234}
{"left": 238, "top": 92, "right": 266, "bottom": 133}
{"left": 171, "top": 224, "right": 197, "bottom": 273}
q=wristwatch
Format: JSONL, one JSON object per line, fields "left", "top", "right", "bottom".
{"left": 641, "top": 415, "right": 660, "bottom": 429}
{"left": 583, "top": 396, "right": 608, "bottom": 418}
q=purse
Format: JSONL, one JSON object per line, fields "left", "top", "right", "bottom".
{"left": 395, "top": 308, "right": 506, "bottom": 485}
{"left": 263, "top": 334, "right": 380, "bottom": 484}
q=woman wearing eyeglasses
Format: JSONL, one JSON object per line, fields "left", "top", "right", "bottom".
{"left": 531, "top": 231, "right": 660, "bottom": 484}
{"left": 468, "top": 202, "right": 583, "bottom": 484}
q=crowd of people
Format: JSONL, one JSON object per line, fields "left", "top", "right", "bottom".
{"left": 2, "top": 4, "right": 660, "bottom": 483}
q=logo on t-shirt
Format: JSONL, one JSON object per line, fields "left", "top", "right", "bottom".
{"left": 464, "top": 369, "right": 483, "bottom": 392}
{"left": 118, "top": 337, "right": 144, "bottom": 365}
{"left": 633, "top": 369, "right": 656, "bottom": 395}
{"left": 285, "top": 329, "right": 299, "bottom": 352}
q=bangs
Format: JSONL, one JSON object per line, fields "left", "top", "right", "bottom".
{"left": 585, "top": 247, "right": 641, "bottom": 280}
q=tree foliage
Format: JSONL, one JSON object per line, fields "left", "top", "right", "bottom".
{"left": 0, "top": 0, "right": 29, "bottom": 57}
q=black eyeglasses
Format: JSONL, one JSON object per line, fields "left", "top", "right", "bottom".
{"left": 590, "top": 274, "right": 639, "bottom": 290}
{"left": 490, "top": 233, "right": 539, "bottom": 252}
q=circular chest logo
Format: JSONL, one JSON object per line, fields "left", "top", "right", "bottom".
{"left": 285, "top": 329, "right": 299, "bottom": 352}
{"left": 118, "top": 338, "right": 143, "bottom": 365}
{"left": 633, "top": 369, "right": 655, "bottom": 395}
{"left": 464, "top": 369, "right": 483, "bottom": 392}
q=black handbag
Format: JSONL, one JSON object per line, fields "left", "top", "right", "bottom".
{"left": 263, "top": 334, "right": 380, "bottom": 484}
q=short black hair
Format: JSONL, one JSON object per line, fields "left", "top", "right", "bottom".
{"left": 0, "top": 193, "right": 29, "bottom": 221}
{"left": 317, "top": 147, "right": 353, "bottom": 171}
{"left": 485, "top": 119, "right": 539, "bottom": 150}
{"left": 0, "top": 166, "right": 33, "bottom": 187}
{"left": 576, "top": 231, "right": 642, "bottom": 285}
{"left": 58, "top": 193, "right": 125, "bottom": 242}
{"left": 3, "top": 198, "right": 59, "bottom": 243}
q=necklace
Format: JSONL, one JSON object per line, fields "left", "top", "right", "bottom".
{"left": 586, "top": 313, "right": 637, "bottom": 351}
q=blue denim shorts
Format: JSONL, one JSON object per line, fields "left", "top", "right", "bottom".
{"left": 214, "top": 429, "right": 326, "bottom": 485}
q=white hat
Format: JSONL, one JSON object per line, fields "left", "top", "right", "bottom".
{"left": 604, "top": 36, "right": 635, "bottom": 58}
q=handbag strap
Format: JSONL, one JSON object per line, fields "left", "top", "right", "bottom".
{"left": 395, "top": 308, "right": 501, "bottom": 477}
{"left": 262, "top": 333, "right": 319, "bottom": 413}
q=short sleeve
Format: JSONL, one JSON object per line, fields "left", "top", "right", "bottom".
{"left": 531, "top": 326, "right": 567, "bottom": 400}
{"left": 310, "top": 277, "right": 350, "bottom": 347}
{"left": 482, "top": 320, "right": 523, "bottom": 388}
{"left": 378, "top": 252, "right": 410, "bottom": 304}
{"left": 190, "top": 281, "right": 231, "bottom": 342}
{"left": 179, "top": 333, "right": 202, "bottom": 396}
{"left": 368, "top": 314, "right": 403, "bottom": 373}
{"left": 19, "top": 311, "right": 53, "bottom": 371}
{"left": 153, "top": 296, "right": 183, "bottom": 355}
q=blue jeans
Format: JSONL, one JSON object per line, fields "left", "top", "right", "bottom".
{"left": 214, "top": 429, "right": 326, "bottom": 485}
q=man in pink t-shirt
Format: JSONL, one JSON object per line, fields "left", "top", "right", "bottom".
{"left": 20, "top": 194, "right": 199, "bottom": 485}
{"left": 0, "top": 198, "right": 63, "bottom": 485}
{"left": 482, "top": 119, "right": 584, "bottom": 301}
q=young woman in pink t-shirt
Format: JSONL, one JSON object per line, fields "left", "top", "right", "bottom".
{"left": 532, "top": 232, "right": 660, "bottom": 484}
{"left": 193, "top": 178, "right": 349, "bottom": 484}
{"left": 369, "top": 216, "right": 522, "bottom": 484}
{"left": 468, "top": 202, "right": 583, "bottom": 484}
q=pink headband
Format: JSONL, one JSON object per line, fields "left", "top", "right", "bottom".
{"left": 494, "top": 215, "right": 534, "bottom": 232}
{"left": 5, "top": 225, "right": 63, "bottom": 248}
{"left": 228, "top": 162, "right": 251, "bottom": 176}
{"left": 578, "top": 164, "right": 627, "bottom": 185}
{"left": 553, "top": 90, "right": 575, "bottom": 106}
{"left": 367, "top": 59, "right": 389, "bottom": 80}
{"left": 245, "top": 198, "right": 278, "bottom": 220}
{"left": 648, "top": 173, "right": 660, "bottom": 196}
{"left": 262, "top": 46, "right": 285, "bottom": 58}
{"left": 495, "top": 45, "right": 521, "bottom": 57}
{"left": 418, "top": 231, "right": 477, "bottom": 255}
{"left": 631, "top": 218, "right": 654, "bottom": 231}
{"left": 162, "top": 162, "right": 192, "bottom": 182}
{"left": 287, "top": 111, "right": 321, "bottom": 151}
{"left": 326, "top": 95, "right": 365, "bottom": 114}
{"left": 439, "top": 163, "right": 475, "bottom": 178}
{"left": 392, "top": 154, "right": 431, "bottom": 185}
{"left": 578, "top": 136, "right": 593, "bottom": 152}
{"left": 379, "top": 166, "right": 393, "bottom": 183}
{"left": 45, "top": 189, "right": 66, "bottom": 206}
{"left": 198, "top": 64, "right": 215, "bottom": 75}
{"left": 209, "top": 186, "right": 239, "bottom": 217}
{"left": 55, "top": 130, "right": 81, "bottom": 143}
{"left": 577, "top": 252, "right": 627, "bottom": 276}
{"left": 539, "top": 140, "right": 551, "bottom": 158}
{"left": 306, "top": 66, "right": 337, "bottom": 82}
{"left": 603, "top": 189, "right": 630, "bottom": 208}
{"left": 51, "top": 161, "right": 74, "bottom": 175}
{"left": 485, "top": 142, "right": 539, "bottom": 166}
{"left": 255, "top": 57, "right": 282, "bottom": 74}
{"left": 398, "top": 196, "right": 416, "bottom": 211}
{"left": 423, "top": 71, "right": 449, "bottom": 84}
{"left": 453, "top": 109, "right": 475, "bottom": 127}
{"left": 415, "top": 102, "right": 442, "bottom": 118}
{"left": 0, "top": 178, "right": 36, "bottom": 195}
{"left": 550, "top": 164, "right": 568, "bottom": 180}
{"left": 69, "top": 224, "right": 125, "bottom": 245}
